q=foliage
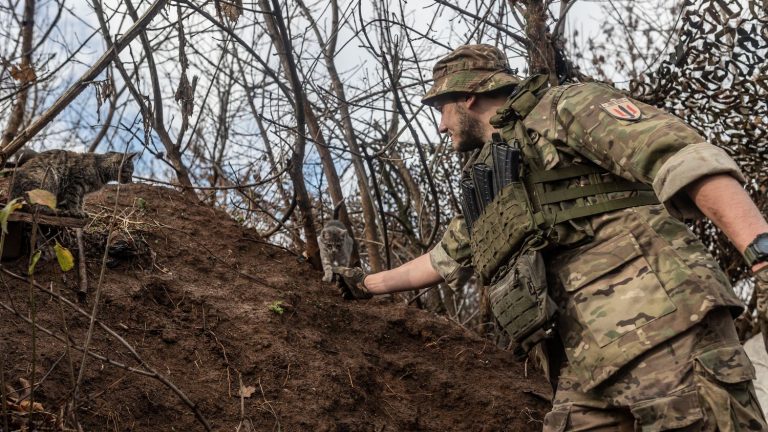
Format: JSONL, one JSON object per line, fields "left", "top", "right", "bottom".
{"left": 54, "top": 242, "right": 75, "bottom": 272}
{"left": 0, "top": 197, "right": 23, "bottom": 234}
{"left": 268, "top": 300, "right": 285, "bottom": 315}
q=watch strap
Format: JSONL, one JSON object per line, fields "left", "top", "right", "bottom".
{"left": 745, "top": 245, "right": 762, "bottom": 267}
{"left": 744, "top": 233, "right": 768, "bottom": 267}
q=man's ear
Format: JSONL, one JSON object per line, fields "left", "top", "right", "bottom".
{"left": 465, "top": 94, "right": 478, "bottom": 110}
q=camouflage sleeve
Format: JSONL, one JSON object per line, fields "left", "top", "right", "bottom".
{"left": 540, "top": 83, "right": 744, "bottom": 219}
{"left": 653, "top": 142, "right": 745, "bottom": 219}
{"left": 428, "top": 216, "right": 474, "bottom": 286}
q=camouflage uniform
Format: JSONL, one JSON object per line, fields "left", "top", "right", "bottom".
{"left": 424, "top": 45, "right": 767, "bottom": 431}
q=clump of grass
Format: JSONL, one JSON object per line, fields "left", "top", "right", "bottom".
{"left": 268, "top": 300, "right": 284, "bottom": 315}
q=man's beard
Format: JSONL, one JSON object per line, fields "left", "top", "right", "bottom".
{"left": 452, "top": 106, "right": 485, "bottom": 152}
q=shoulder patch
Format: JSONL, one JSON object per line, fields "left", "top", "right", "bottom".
{"left": 600, "top": 98, "right": 642, "bottom": 121}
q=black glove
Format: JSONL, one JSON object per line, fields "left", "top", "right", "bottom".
{"left": 332, "top": 266, "right": 372, "bottom": 300}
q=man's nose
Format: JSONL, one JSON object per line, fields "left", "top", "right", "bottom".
{"left": 438, "top": 116, "right": 448, "bottom": 134}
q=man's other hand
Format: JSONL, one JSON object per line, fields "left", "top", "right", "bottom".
{"left": 332, "top": 266, "right": 372, "bottom": 300}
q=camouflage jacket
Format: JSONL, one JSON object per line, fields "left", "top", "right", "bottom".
{"left": 429, "top": 82, "right": 746, "bottom": 391}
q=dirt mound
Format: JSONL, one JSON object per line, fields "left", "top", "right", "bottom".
{"left": 0, "top": 183, "right": 551, "bottom": 431}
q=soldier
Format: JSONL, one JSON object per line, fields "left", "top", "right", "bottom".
{"left": 333, "top": 44, "right": 768, "bottom": 430}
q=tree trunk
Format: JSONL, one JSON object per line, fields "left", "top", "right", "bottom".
{"left": 1, "top": 0, "right": 35, "bottom": 146}
{"left": 259, "top": 0, "right": 321, "bottom": 268}
{"left": 297, "top": 0, "right": 384, "bottom": 271}
{"left": 521, "top": 0, "right": 559, "bottom": 85}
{"left": 303, "top": 105, "right": 360, "bottom": 264}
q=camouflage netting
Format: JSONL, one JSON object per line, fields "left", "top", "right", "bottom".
{"left": 629, "top": 0, "right": 768, "bottom": 291}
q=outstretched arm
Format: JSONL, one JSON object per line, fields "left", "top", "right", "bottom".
{"left": 363, "top": 253, "right": 444, "bottom": 295}
{"left": 686, "top": 173, "right": 768, "bottom": 272}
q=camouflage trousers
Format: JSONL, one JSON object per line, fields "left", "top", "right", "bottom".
{"left": 543, "top": 309, "right": 767, "bottom": 431}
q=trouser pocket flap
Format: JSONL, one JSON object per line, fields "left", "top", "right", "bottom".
{"left": 695, "top": 345, "right": 756, "bottom": 383}
{"left": 630, "top": 388, "right": 703, "bottom": 431}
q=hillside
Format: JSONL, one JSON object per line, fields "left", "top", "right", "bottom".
{"left": 0, "top": 183, "right": 551, "bottom": 431}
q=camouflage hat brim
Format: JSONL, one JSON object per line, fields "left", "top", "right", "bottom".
{"left": 421, "top": 70, "right": 520, "bottom": 106}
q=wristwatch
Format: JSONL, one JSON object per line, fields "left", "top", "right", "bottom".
{"left": 743, "top": 233, "right": 768, "bottom": 267}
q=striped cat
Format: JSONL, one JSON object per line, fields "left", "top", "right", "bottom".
{"left": 10, "top": 150, "right": 137, "bottom": 217}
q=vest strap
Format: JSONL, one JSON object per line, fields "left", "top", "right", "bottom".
{"left": 537, "top": 180, "right": 653, "bottom": 205}
{"left": 533, "top": 194, "right": 660, "bottom": 227}
{"left": 528, "top": 164, "right": 603, "bottom": 183}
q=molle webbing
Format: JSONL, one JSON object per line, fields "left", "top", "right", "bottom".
{"left": 537, "top": 180, "right": 651, "bottom": 205}
{"left": 525, "top": 162, "right": 659, "bottom": 229}
{"left": 528, "top": 164, "right": 602, "bottom": 183}
{"left": 533, "top": 194, "right": 660, "bottom": 227}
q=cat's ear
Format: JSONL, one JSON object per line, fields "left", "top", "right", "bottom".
{"left": 126, "top": 152, "right": 139, "bottom": 161}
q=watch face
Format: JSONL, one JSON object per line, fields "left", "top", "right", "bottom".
{"left": 757, "top": 236, "right": 768, "bottom": 253}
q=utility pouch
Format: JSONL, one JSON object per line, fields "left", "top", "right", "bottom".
{"left": 460, "top": 177, "right": 481, "bottom": 233}
{"left": 489, "top": 249, "right": 558, "bottom": 359}
{"left": 469, "top": 181, "right": 534, "bottom": 281}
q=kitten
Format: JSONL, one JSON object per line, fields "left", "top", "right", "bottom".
{"left": 10, "top": 150, "right": 138, "bottom": 218}
{"left": 318, "top": 204, "right": 353, "bottom": 282}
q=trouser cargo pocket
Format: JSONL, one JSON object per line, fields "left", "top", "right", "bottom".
{"left": 694, "top": 344, "right": 766, "bottom": 431}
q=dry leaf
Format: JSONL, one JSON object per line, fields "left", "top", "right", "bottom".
{"left": 238, "top": 385, "right": 256, "bottom": 398}
{"left": 18, "top": 399, "right": 44, "bottom": 412}
{"left": 221, "top": 0, "right": 242, "bottom": 22}
{"left": 10, "top": 63, "right": 36, "bottom": 83}
{"left": 26, "top": 189, "right": 57, "bottom": 209}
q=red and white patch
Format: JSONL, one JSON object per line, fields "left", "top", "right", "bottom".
{"left": 600, "top": 98, "right": 643, "bottom": 121}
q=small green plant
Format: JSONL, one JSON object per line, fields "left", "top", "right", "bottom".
{"left": 268, "top": 300, "right": 284, "bottom": 315}
{"left": 136, "top": 197, "right": 148, "bottom": 210}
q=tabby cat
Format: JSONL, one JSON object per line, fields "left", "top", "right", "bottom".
{"left": 318, "top": 206, "right": 354, "bottom": 282}
{"left": 10, "top": 149, "right": 138, "bottom": 218}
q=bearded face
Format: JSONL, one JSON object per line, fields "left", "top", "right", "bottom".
{"left": 437, "top": 98, "right": 487, "bottom": 153}
{"left": 451, "top": 103, "right": 486, "bottom": 152}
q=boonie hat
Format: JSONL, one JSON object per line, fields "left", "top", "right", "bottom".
{"left": 421, "top": 44, "right": 520, "bottom": 106}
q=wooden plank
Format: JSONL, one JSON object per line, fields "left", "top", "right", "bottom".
{"left": 7, "top": 211, "right": 88, "bottom": 228}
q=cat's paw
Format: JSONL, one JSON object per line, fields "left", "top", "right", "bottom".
{"left": 322, "top": 273, "right": 333, "bottom": 282}
{"left": 60, "top": 209, "right": 88, "bottom": 219}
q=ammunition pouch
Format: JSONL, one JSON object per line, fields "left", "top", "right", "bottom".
{"left": 489, "top": 249, "right": 557, "bottom": 359}
{"left": 469, "top": 181, "right": 535, "bottom": 282}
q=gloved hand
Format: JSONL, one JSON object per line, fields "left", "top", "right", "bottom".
{"left": 332, "top": 266, "right": 372, "bottom": 300}
{"left": 755, "top": 267, "right": 768, "bottom": 351}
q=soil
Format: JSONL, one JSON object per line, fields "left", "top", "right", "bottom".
{"left": 0, "top": 183, "right": 551, "bottom": 431}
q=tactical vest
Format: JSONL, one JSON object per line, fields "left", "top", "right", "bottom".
{"left": 462, "top": 75, "right": 660, "bottom": 283}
